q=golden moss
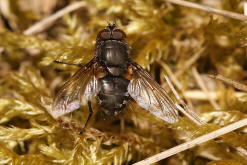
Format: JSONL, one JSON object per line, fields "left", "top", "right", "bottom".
{"left": 0, "top": 0, "right": 247, "bottom": 164}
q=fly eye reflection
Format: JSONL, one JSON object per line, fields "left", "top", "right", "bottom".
{"left": 97, "top": 29, "right": 126, "bottom": 40}
{"left": 97, "top": 29, "right": 111, "bottom": 39}
{"left": 112, "top": 29, "right": 126, "bottom": 40}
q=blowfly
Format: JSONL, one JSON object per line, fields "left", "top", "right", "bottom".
{"left": 53, "top": 23, "right": 178, "bottom": 134}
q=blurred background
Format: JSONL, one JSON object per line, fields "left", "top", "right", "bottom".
{"left": 0, "top": 0, "right": 247, "bottom": 164}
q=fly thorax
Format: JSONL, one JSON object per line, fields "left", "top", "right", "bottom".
{"left": 106, "top": 66, "right": 125, "bottom": 76}
{"left": 99, "top": 40, "right": 128, "bottom": 67}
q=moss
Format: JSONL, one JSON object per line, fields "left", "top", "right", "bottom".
{"left": 0, "top": 0, "right": 247, "bottom": 164}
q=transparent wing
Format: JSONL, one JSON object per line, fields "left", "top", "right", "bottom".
{"left": 127, "top": 62, "right": 178, "bottom": 123}
{"left": 52, "top": 59, "right": 99, "bottom": 119}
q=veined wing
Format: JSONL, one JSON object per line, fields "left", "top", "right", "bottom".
{"left": 127, "top": 62, "right": 178, "bottom": 123}
{"left": 52, "top": 59, "right": 99, "bottom": 119}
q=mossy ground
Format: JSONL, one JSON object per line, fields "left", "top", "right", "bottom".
{"left": 0, "top": 0, "right": 247, "bottom": 164}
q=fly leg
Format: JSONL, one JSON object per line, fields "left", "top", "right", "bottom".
{"left": 54, "top": 60, "right": 82, "bottom": 67}
{"left": 79, "top": 100, "right": 93, "bottom": 135}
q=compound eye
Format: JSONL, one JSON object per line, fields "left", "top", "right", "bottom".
{"left": 97, "top": 29, "right": 111, "bottom": 39}
{"left": 112, "top": 29, "right": 126, "bottom": 40}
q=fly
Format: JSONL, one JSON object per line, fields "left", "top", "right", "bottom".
{"left": 53, "top": 23, "right": 179, "bottom": 135}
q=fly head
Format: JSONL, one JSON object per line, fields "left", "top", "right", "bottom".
{"left": 96, "top": 23, "right": 126, "bottom": 42}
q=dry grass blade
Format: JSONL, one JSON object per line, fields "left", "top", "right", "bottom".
{"left": 208, "top": 74, "right": 247, "bottom": 92}
{"left": 236, "top": 147, "right": 247, "bottom": 158}
{"left": 183, "top": 90, "right": 217, "bottom": 100}
{"left": 175, "top": 47, "right": 205, "bottom": 77}
{"left": 24, "top": 1, "right": 87, "bottom": 35}
{"left": 164, "top": 0, "right": 247, "bottom": 21}
{"left": 134, "top": 118, "right": 247, "bottom": 165}
{"left": 192, "top": 67, "right": 220, "bottom": 110}
{"left": 159, "top": 61, "right": 183, "bottom": 90}
{"left": 245, "top": 1, "right": 247, "bottom": 16}
{"left": 164, "top": 75, "right": 206, "bottom": 126}
{"left": 158, "top": 61, "right": 205, "bottom": 125}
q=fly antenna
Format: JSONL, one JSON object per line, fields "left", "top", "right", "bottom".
{"left": 107, "top": 21, "right": 117, "bottom": 30}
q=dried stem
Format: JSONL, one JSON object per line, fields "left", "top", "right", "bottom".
{"left": 158, "top": 61, "right": 205, "bottom": 125}
{"left": 158, "top": 47, "right": 205, "bottom": 115}
{"left": 183, "top": 90, "right": 217, "bottom": 100}
{"left": 244, "top": 0, "right": 247, "bottom": 16}
{"left": 164, "top": 76, "right": 206, "bottom": 125}
{"left": 164, "top": 0, "right": 247, "bottom": 21}
{"left": 236, "top": 147, "right": 247, "bottom": 158}
{"left": 192, "top": 67, "right": 220, "bottom": 110}
{"left": 208, "top": 73, "right": 247, "bottom": 159}
{"left": 245, "top": 0, "right": 247, "bottom": 57}
{"left": 159, "top": 62, "right": 183, "bottom": 90}
{"left": 175, "top": 47, "right": 205, "bottom": 77}
{"left": 184, "top": 90, "right": 247, "bottom": 101}
{"left": 24, "top": 2, "right": 87, "bottom": 35}
{"left": 208, "top": 74, "right": 247, "bottom": 92}
{"left": 134, "top": 118, "right": 247, "bottom": 165}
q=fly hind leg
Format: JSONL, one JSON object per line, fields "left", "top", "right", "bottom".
{"left": 79, "top": 100, "right": 93, "bottom": 135}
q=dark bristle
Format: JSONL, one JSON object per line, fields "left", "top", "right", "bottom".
{"left": 107, "top": 22, "right": 117, "bottom": 30}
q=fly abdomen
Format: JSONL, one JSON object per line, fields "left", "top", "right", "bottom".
{"left": 99, "top": 77, "right": 129, "bottom": 95}
{"left": 98, "top": 76, "right": 130, "bottom": 114}
{"left": 98, "top": 93, "right": 128, "bottom": 110}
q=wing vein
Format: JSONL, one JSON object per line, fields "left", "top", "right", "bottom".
{"left": 128, "top": 62, "right": 178, "bottom": 123}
